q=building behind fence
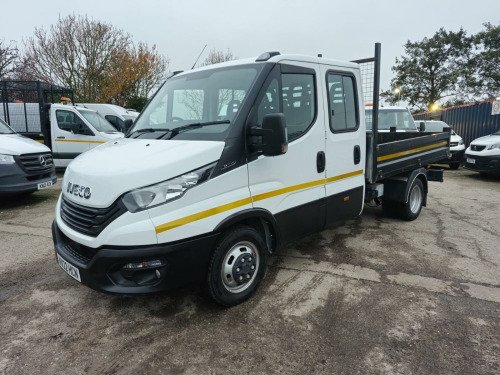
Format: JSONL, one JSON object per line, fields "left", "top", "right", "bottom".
{"left": 413, "top": 99, "right": 500, "bottom": 147}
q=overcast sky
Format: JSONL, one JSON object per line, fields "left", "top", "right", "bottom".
{"left": 1, "top": 0, "right": 499, "bottom": 96}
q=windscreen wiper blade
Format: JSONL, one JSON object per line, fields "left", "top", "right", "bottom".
{"left": 127, "top": 128, "right": 171, "bottom": 138}
{"left": 162, "top": 120, "right": 230, "bottom": 140}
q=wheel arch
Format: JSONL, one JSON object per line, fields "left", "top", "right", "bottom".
{"left": 214, "top": 208, "right": 280, "bottom": 253}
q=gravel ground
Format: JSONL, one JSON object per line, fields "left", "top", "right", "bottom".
{"left": 0, "top": 168, "right": 499, "bottom": 375}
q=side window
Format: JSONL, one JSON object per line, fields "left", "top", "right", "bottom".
{"left": 56, "top": 110, "right": 85, "bottom": 133}
{"left": 105, "top": 115, "right": 118, "bottom": 128}
{"left": 327, "top": 73, "right": 358, "bottom": 132}
{"left": 257, "top": 78, "right": 279, "bottom": 125}
{"left": 282, "top": 74, "right": 315, "bottom": 141}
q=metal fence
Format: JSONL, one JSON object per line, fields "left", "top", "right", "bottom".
{"left": 413, "top": 99, "right": 500, "bottom": 146}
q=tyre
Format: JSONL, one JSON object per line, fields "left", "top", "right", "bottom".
{"left": 398, "top": 178, "right": 424, "bottom": 221}
{"left": 207, "top": 226, "right": 268, "bottom": 307}
{"left": 449, "top": 163, "right": 460, "bottom": 170}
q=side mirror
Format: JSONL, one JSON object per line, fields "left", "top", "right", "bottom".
{"left": 419, "top": 122, "right": 425, "bottom": 132}
{"left": 123, "top": 119, "right": 134, "bottom": 133}
{"left": 249, "top": 113, "right": 288, "bottom": 156}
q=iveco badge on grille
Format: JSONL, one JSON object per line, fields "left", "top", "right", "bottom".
{"left": 67, "top": 182, "right": 91, "bottom": 199}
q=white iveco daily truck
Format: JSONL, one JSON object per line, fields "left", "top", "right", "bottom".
{"left": 52, "top": 44, "right": 450, "bottom": 306}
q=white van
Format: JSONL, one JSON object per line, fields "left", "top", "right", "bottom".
{"left": 1, "top": 103, "right": 123, "bottom": 168}
{"left": 81, "top": 104, "right": 139, "bottom": 132}
{"left": 365, "top": 106, "right": 419, "bottom": 132}
{"left": 52, "top": 46, "right": 450, "bottom": 306}
{"left": 0, "top": 118, "right": 57, "bottom": 195}
{"left": 463, "top": 129, "right": 500, "bottom": 175}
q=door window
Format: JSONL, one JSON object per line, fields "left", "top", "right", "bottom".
{"left": 282, "top": 74, "right": 315, "bottom": 141}
{"left": 55, "top": 110, "right": 88, "bottom": 134}
{"left": 255, "top": 73, "right": 316, "bottom": 142}
{"left": 327, "top": 73, "right": 358, "bottom": 132}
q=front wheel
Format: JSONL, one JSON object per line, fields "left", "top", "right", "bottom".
{"left": 207, "top": 226, "right": 268, "bottom": 307}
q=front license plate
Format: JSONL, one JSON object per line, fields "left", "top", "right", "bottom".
{"left": 37, "top": 181, "right": 53, "bottom": 190}
{"left": 57, "top": 254, "right": 81, "bottom": 282}
{"left": 467, "top": 158, "right": 476, "bottom": 164}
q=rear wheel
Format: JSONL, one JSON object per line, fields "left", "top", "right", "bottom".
{"left": 207, "top": 226, "right": 268, "bottom": 307}
{"left": 399, "top": 178, "right": 424, "bottom": 221}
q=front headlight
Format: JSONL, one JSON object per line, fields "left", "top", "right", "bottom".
{"left": 487, "top": 143, "right": 500, "bottom": 150}
{"left": 0, "top": 154, "right": 15, "bottom": 164}
{"left": 458, "top": 139, "right": 464, "bottom": 145}
{"left": 122, "top": 162, "right": 216, "bottom": 212}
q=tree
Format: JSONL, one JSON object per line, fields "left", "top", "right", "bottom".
{"left": 471, "top": 22, "right": 500, "bottom": 99}
{"left": 0, "top": 40, "right": 19, "bottom": 80}
{"left": 99, "top": 42, "right": 169, "bottom": 106}
{"left": 23, "top": 15, "right": 169, "bottom": 104}
{"left": 386, "top": 28, "right": 473, "bottom": 111}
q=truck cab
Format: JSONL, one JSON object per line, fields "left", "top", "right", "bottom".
{"left": 49, "top": 104, "right": 123, "bottom": 167}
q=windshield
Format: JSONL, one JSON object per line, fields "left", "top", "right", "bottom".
{"left": 422, "top": 121, "right": 450, "bottom": 132}
{"left": 78, "top": 110, "right": 118, "bottom": 132}
{"left": 0, "top": 118, "right": 15, "bottom": 134}
{"left": 365, "top": 108, "right": 416, "bottom": 130}
{"left": 129, "top": 65, "right": 260, "bottom": 141}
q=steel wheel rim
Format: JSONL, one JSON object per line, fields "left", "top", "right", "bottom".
{"left": 221, "top": 241, "right": 260, "bottom": 293}
{"left": 409, "top": 184, "right": 423, "bottom": 213}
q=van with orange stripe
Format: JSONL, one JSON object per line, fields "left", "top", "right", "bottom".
{"left": 52, "top": 44, "right": 450, "bottom": 306}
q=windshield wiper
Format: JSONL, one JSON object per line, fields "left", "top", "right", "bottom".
{"left": 127, "top": 128, "right": 171, "bottom": 138}
{"left": 160, "top": 120, "right": 230, "bottom": 140}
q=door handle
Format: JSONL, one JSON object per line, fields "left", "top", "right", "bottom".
{"left": 57, "top": 136, "right": 65, "bottom": 139}
{"left": 353, "top": 145, "right": 361, "bottom": 164}
{"left": 317, "top": 151, "right": 325, "bottom": 173}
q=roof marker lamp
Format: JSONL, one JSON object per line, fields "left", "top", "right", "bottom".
{"left": 122, "top": 162, "right": 216, "bottom": 212}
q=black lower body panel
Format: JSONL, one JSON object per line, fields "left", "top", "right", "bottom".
{"left": 52, "top": 221, "right": 219, "bottom": 294}
{"left": 0, "top": 163, "right": 57, "bottom": 195}
{"left": 325, "top": 186, "right": 364, "bottom": 227}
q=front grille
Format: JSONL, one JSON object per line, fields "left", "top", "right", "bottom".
{"left": 17, "top": 153, "right": 54, "bottom": 173}
{"left": 471, "top": 145, "right": 486, "bottom": 151}
{"left": 450, "top": 142, "right": 458, "bottom": 147}
{"left": 60, "top": 196, "right": 127, "bottom": 237}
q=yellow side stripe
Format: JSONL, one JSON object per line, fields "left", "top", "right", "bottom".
{"left": 155, "top": 197, "right": 252, "bottom": 234}
{"left": 326, "top": 169, "right": 363, "bottom": 183}
{"left": 36, "top": 140, "right": 45, "bottom": 143}
{"left": 155, "top": 169, "right": 363, "bottom": 234}
{"left": 55, "top": 139, "right": 106, "bottom": 144}
{"left": 377, "top": 141, "right": 448, "bottom": 162}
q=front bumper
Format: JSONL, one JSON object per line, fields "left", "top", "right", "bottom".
{"left": 0, "top": 162, "right": 57, "bottom": 194}
{"left": 52, "top": 221, "right": 219, "bottom": 294}
{"left": 463, "top": 153, "right": 500, "bottom": 175}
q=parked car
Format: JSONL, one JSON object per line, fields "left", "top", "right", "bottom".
{"left": 416, "top": 120, "right": 465, "bottom": 169}
{"left": 463, "top": 129, "right": 500, "bottom": 176}
{"left": 0, "top": 117, "right": 57, "bottom": 195}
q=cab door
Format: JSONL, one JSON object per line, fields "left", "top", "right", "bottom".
{"left": 247, "top": 62, "right": 326, "bottom": 246}
{"left": 320, "top": 66, "right": 366, "bottom": 226}
{"left": 52, "top": 108, "right": 92, "bottom": 167}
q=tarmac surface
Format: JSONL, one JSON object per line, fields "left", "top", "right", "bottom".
{"left": 1, "top": 168, "right": 499, "bottom": 374}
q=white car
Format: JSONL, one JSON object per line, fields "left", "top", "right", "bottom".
{"left": 463, "top": 130, "right": 500, "bottom": 176}
{"left": 365, "top": 106, "right": 418, "bottom": 132}
{"left": 416, "top": 121, "right": 465, "bottom": 169}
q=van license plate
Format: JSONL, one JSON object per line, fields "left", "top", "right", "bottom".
{"left": 467, "top": 158, "right": 475, "bottom": 164}
{"left": 57, "top": 254, "right": 81, "bottom": 282}
{"left": 37, "top": 181, "right": 53, "bottom": 190}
